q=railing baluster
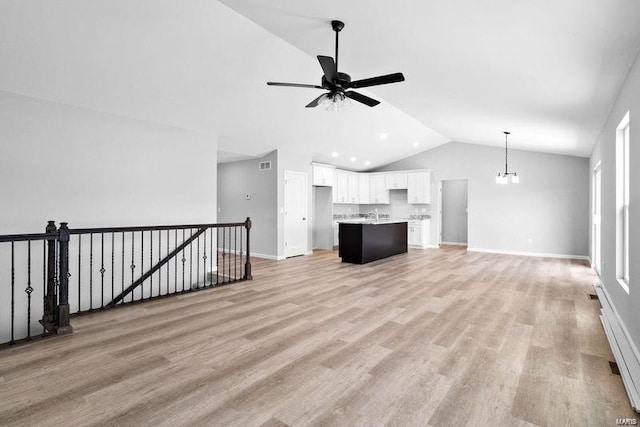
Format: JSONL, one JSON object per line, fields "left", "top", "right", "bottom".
{"left": 130, "top": 231, "right": 135, "bottom": 303}
{"left": 181, "top": 229, "right": 186, "bottom": 292}
{"left": 100, "top": 233, "right": 105, "bottom": 308}
{"left": 89, "top": 233, "right": 93, "bottom": 311}
{"left": 10, "top": 242, "right": 15, "bottom": 345}
{"left": 190, "top": 229, "right": 194, "bottom": 290}
{"left": 26, "top": 241, "right": 32, "bottom": 340}
{"left": 141, "top": 230, "right": 144, "bottom": 300}
{"left": 209, "top": 227, "right": 213, "bottom": 286}
{"left": 158, "top": 230, "right": 162, "bottom": 296}
{"left": 77, "top": 236, "right": 81, "bottom": 312}
{"left": 150, "top": 230, "right": 153, "bottom": 297}
{"left": 121, "top": 232, "right": 125, "bottom": 297}
{"left": 240, "top": 226, "right": 244, "bottom": 281}
{"left": 174, "top": 229, "right": 178, "bottom": 294}
{"left": 223, "top": 226, "right": 226, "bottom": 283}
{"left": 42, "top": 241, "right": 46, "bottom": 327}
{"left": 202, "top": 230, "right": 207, "bottom": 288}
{"left": 235, "top": 226, "right": 238, "bottom": 281}
{"left": 111, "top": 233, "right": 115, "bottom": 303}
{"left": 227, "top": 227, "right": 231, "bottom": 283}
{"left": 166, "top": 230, "right": 170, "bottom": 295}
{"left": 216, "top": 228, "right": 220, "bottom": 285}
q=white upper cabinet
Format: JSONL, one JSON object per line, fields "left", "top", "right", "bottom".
{"left": 312, "top": 164, "right": 334, "bottom": 187}
{"left": 358, "top": 173, "right": 370, "bottom": 204}
{"left": 335, "top": 170, "right": 349, "bottom": 203}
{"left": 327, "top": 167, "right": 430, "bottom": 205}
{"left": 385, "top": 172, "right": 408, "bottom": 189}
{"left": 407, "top": 171, "right": 431, "bottom": 204}
{"left": 347, "top": 172, "right": 359, "bottom": 204}
{"left": 369, "top": 174, "right": 390, "bottom": 204}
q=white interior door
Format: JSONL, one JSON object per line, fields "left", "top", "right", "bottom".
{"left": 593, "top": 163, "right": 602, "bottom": 273}
{"left": 284, "top": 170, "right": 308, "bottom": 258}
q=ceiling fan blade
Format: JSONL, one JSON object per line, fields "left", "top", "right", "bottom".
{"left": 317, "top": 55, "right": 337, "bottom": 82}
{"left": 344, "top": 91, "right": 380, "bottom": 107}
{"left": 267, "top": 82, "right": 324, "bottom": 89}
{"left": 349, "top": 72, "right": 405, "bottom": 89}
{"left": 305, "top": 93, "right": 327, "bottom": 108}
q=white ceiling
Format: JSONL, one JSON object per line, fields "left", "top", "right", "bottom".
{"left": 1, "top": 0, "right": 639, "bottom": 169}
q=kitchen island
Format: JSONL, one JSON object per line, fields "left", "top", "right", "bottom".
{"left": 338, "top": 220, "right": 408, "bottom": 264}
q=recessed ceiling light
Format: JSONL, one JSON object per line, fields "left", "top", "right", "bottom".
{"left": 365, "top": 160, "right": 371, "bottom": 166}
{"left": 331, "top": 151, "right": 339, "bottom": 158}
{"left": 379, "top": 132, "right": 388, "bottom": 140}
{"left": 350, "top": 157, "right": 356, "bottom": 162}
{"left": 413, "top": 141, "right": 420, "bottom": 147}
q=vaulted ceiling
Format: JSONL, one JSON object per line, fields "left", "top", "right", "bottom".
{"left": 1, "top": 1, "right": 639, "bottom": 170}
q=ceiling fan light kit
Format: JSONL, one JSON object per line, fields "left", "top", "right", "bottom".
{"left": 496, "top": 131, "right": 519, "bottom": 184}
{"left": 267, "top": 19, "right": 405, "bottom": 110}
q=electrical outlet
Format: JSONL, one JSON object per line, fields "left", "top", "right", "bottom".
{"left": 422, "top": 208, "right": 426, "bottom": 213}
{"left": 217, "top": 207, "right": 221, "bottom": 213}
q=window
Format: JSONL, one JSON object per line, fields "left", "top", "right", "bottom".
{"left": 616, "top": 111, "right": 630, "bottom": 293}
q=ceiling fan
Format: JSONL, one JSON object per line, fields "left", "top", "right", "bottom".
{"left": 267, "top": 20, "right": 405, "bottom": 109}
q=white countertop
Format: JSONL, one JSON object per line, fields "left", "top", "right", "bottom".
{"left": 337, "top": 219, "right": 408, "bottom": 225}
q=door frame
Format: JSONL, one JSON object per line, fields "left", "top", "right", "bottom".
{"left": 284, "top": 170, "right": 309, "bottom": 258}
{"left": 439, "top": 179, "right": 469, "bottom": 247}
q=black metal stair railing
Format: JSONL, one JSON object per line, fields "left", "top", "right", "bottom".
{"left": 0, "top": 218, "right": 252, "bottom": 348}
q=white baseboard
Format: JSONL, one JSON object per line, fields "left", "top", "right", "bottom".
{"left": 441, "top": 241, "right": 468, "bottom": 246}
{"left": 467, "top": 247, "right": 589, "bottom": 261}
{"left": 252, "top": 252, "right": 285, "bottom": 260}
{"left": 595, "top": 283, "right": 640, "bottom": 412}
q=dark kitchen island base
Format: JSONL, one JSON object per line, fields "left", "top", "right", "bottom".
{"left": 339, "top": 221, "right": 408, "bottom": 264}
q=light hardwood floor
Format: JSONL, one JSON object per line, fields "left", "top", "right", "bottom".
{"left": 0, "top": 246, "right": 635, "bottom": 426}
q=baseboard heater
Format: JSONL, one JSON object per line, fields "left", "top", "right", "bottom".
{"left": 595, "top": 283, "right": 640, "bottom": 412}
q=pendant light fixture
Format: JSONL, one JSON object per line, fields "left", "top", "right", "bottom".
{"left": 496, "top": 131, "right": 519, "bottom": 184}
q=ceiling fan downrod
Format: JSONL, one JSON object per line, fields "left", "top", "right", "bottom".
{"left": 332, "top": 20, "right": 344, "bottom": 74}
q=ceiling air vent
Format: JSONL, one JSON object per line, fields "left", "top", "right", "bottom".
{"left": 259, "top": 161, "right": 272, "bottom": 171}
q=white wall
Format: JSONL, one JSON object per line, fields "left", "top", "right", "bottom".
{"left": 376, "top": 142, "right": 589, "bottom": 258}
{"left": 0, "top": 91, "right": 217, "bottom": 233}
{"left": 589, "top": 49, "right": 640, "bottom": 350}
{"left": 217, "top": 152, "right": 278, "bottom": 258}
{"left": 0, "top": 91, "right": 218, "bottom": 342}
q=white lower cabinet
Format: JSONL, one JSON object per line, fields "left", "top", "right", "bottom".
{"left": 333, "top": 222, "right": 339, "bottom": 247}
{"left": 408, "top": 220, "right": 430, "bottom": 248}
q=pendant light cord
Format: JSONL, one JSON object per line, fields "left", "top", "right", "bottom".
{"left": 504, "top": 131, "right": 510, "bottom": 175}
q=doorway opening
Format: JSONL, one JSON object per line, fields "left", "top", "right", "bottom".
{"left": 284, "top": 170, "right": 308, "bottom": 258}
{"left": 439, "top": 179, "right": 468, "bottom": 247}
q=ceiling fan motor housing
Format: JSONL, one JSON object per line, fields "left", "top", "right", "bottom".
{"left": 322, "top": 73, "right": 351, "bottom": 90}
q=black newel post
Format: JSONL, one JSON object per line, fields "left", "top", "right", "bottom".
{"left": 41, "top": 220, "right": 57, "bottom": 332}
{"left": 244, "top": 217, "right": 252, "bottom": 280}
{"left": 56, "top": 222, "right": 73, "bottom": 334}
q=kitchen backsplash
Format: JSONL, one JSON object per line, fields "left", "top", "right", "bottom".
{"left": 332, "top": 189, "right": 431, "bottom": 220}
{"left": 365, "top": 190, "right": 430, "bottom": 219}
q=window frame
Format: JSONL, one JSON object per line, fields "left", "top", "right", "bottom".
{"left": 616, "top": 111, "right": 630, "bottom": 292}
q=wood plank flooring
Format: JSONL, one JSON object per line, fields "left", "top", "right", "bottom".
{"left": 0, "top": 246, "right": 635, "bottom": 426}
